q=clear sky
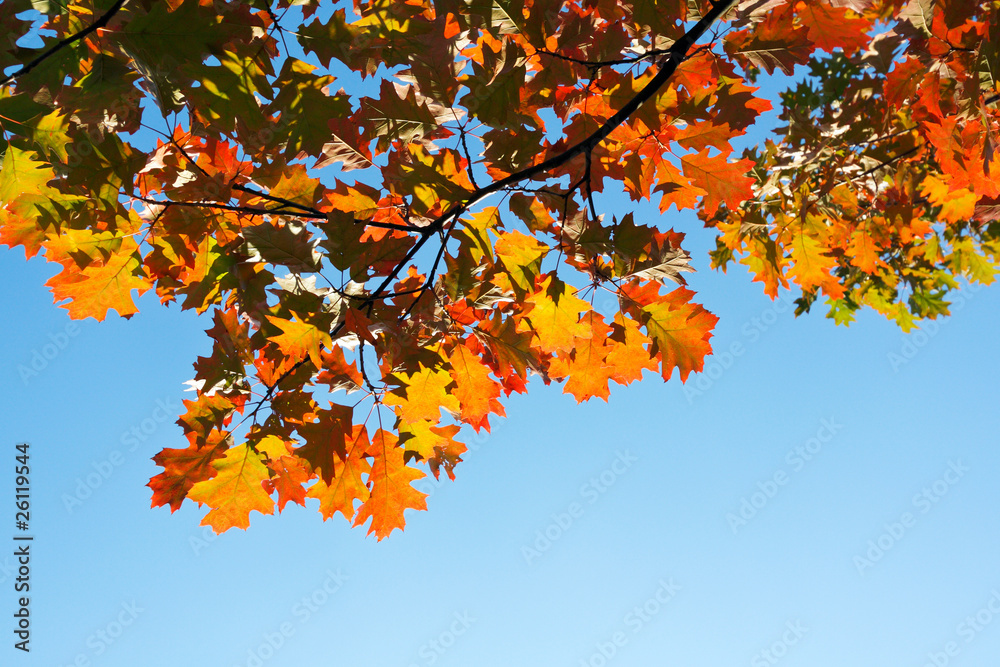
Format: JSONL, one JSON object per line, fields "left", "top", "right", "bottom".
{"left": 3, "top": 192, "right": 1000, "bottom": 667}
{"left": 3, "top": 5, "right": 1000, "bottom": 667}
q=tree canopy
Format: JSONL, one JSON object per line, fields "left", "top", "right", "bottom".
{"left": 1, "top": 0, "right": 997, "bottom": 538}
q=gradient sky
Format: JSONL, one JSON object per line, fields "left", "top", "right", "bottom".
{"left": 3, "top": 197, "right": 1000, "bottom": 667}
{"left": 3, "top": 5, "right": 1000, "bottom": 667}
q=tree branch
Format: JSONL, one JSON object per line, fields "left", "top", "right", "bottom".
{"left": 242, "top": 0, "right": 738, "bottom": 419}
{"left": 0, "top": 0, "right": 129, "bottom": 88}
{"left": 447, "top": 0, "right": 736, "bottom": 219}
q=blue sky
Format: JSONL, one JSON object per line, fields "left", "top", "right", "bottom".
{"left": 3, "top": 196, "right": 1000, "bottom": 667}
{"left": 3, "top": 4, "right": 1000, "bottom": 667}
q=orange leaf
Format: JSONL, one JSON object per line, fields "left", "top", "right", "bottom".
{"left": 787, "top": 231, "right": 838, "bottom": 292}
{"left": 266, "top": 315, "right": 332, "bottom": 369}
{"left": 148, "top": 431, "right": 230, "bottom": 511}
{"left": 186, "top": 445, "right": 276, "bottom": 532}
{"left": 46, "top": 243, "right": 152, "bottom": 321}
{"left": 680, "top": 151, "right": 756, "bottom": 216}
{"left": 606, "top": 313, "right": 659, "bottom": 386}
{"left": 519, "top": 275, "right": 592, "bottom": 353}
{"left": 448, "top": 344, "right": 504, "bottom": 430}
{"left": 549, "top": 311, "right": 614, "bottom": 402}
{"left": 920, "top": 174, "right": 978, "bottom": 224}
{"left": 795, "top": 2, "right": 872, "bottom": 54}
{"left": 674, "top": 121, "right": 734, "bottom": 152}
{"left": 305, "top": 424, "right": 371, "bottom": 522}
{"left": 622, "top": 282, "right": 718, "bottom": 382}
{"left": 846, "top": 227, "right": 884, "bottom": 273}
{"left": 295, "top": 403, "right": 354, "bottom": 484}
{"left": 400, "top": 421, "right": 467, "bottom": 480}
{"left": 353, "top": 430, "right": 427, "bottom": 540}
{"left": 262, "top": 455, "right": 311, "bottom": 512}
{"left": 494, "top": 230, "right": 550, "bottom": 292}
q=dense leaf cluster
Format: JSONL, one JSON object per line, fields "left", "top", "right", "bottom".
{"left": 1, "top": 0, "right": 997, "bottom": 536}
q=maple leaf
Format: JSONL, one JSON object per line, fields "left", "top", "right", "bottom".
{"left": 787, "top": 230, "right": 838, "bottom": 293}
{"left": 353, "top": 430, "right": 427, "bottom": 540}
{"left": 448, "top": 343, "right": 504, "bottom": 430}
{"left": 295, "top": 403, "right": 354, "bottom": 484}
{"left": 606, "top": 314, "right": 659, "bottom": 386}
{"left": 795, "top": 2, "right": 872, "bottom": 55}
{"left": 680, "top": 152, "right": 757, "bottom": 217}
{"left": 148, "top": 432, "right": 230, "bottom": 511}
{"left": 920, "top": 174, "right": 978, "bottom": 224}
{"left": 306, "top": 424, "right": 371, "bottom": 522}
{"left": 399, "top": 420, "right": 467, "bottom": 480}
{"left": 494, "top": 230, "right": 550, "bottom": 293}
{"left": 266, "top": 315, "right": 332, "bottom": 370}
{"left": 674, "top": 121, "right": 736, "bottom": 153}
{"left": 846, "top": 227, "right": 884, "bottom": 274}
{"left": 519, "top": 275, "right": 592, "bottom": 354}
{"left": 4, "top": 0, "right": 996, "bottom": 541}
{"left": 46, "top": 242, "right": 152, "bottom": 321}
{"left": 243, "top": 220, "right": 320, "bottom": 272}
{"left": 549, "top": 311, "right": 615, "bottom": 402}
{"left": 725, "top": 5, "right": 812, "bottom": 75}
{"left": 186, "top": 445, "right": 276, "bottom": 532}
{"left": 262, "top": 456, "right": 311, "bottom": 512}
{"left": 383, "top": 366, "right": 460, "bottom": 423}
{"left": 622, "top": 282, "right": 719, "bottom": 382}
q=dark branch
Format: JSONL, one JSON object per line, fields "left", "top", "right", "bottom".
{"left": 0, "top": 0, "right": 129, "bottom": 88}
{"left": 858, "top": 145, "right": 921, "bottom": 178}
{"left": 461, "top": 0, "right": 736, "bottom": 214}
{"left": 243, "top": 0, "right": 738, "bottom": 417}
{"left": 534, "top": 47, "right": 671, "bottom": 69}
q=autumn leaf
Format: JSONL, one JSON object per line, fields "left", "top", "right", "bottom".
{"left": 920, "top": 174, "right": 978, "bottom": 224}
{"left": 622, "top": 282, "right": 718, "bottom": 382}
{"left": 795, "top": 2, "right": 872, "bottom": 55}
{"left": 399, "top": 420, "right": 467, "bottom": 480}
{"left": 295, "top": 403, "right": 354, "bottom": 484}
{"left": 266, "top": 315, "right": 332, "bottom": 370}
{"left": 680, "top": 151, "right": 756, "bottom": 217}
{"left": 306, "top": 424, "right": 371, "bottom": 522}
{"left": 148, "top": 431, "right": 230, "bottom": 511}
{"left": 519, "top": 275, "right": 592, "bottom": 354}
{"left": 186, "top": 445, "right": 276, "bottom": 532}
{"left": 494, "top": 230, "right": 550, "bottom": 293}
{"left": 46, "top": 240, "right": 152, "bottom": 321}
{"left": 2, "top": 0, "right": 995, "bottom": 540}
{"left": 262, "top": 456, "right": 311, "bottom": 512}
{"left": 383, "top": 366, "right": 460, "bottom": 423}
{"left": 549, "top": 311, "right": 615, "bottom": 402}
{"left": 606, "top": 314, "right": 659, "bottom": 386}
{"left": 353, "top": 430, "right": 427, "bottom": 540}
{"left": 448, "top": 343, "right": 504, "bottom": 430}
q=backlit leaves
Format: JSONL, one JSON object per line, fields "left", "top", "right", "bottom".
{"left": 3, "top": 0, "right": 996, "bottom": 538}
{"left": 186, "top": 445, "right": 276, "bottom": 532}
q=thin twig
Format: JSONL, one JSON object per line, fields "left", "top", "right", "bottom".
{"left": 0, "top": 0, "right": 129, "bottom": 88}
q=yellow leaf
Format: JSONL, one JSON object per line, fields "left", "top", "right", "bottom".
{"left": 187, "top": 445, "right": 275, "bottom": 532}
{"left": 518, "top": 275, "right": 591, "bottom": 353}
